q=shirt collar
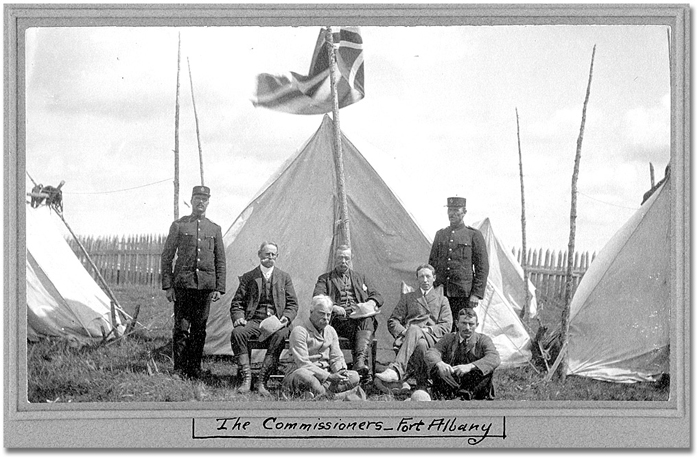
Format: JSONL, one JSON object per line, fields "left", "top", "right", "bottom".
{"left": 420, "top": 286, "right": 433, "bottom": 296}
{"left": 260, "top": 265, "right": 274, "bottom": 278}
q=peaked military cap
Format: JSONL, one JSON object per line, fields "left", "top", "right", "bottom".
{"left": 192, "top": 185, "right": 211, "bottom": 197}
{"left": 446, "top": 196, "right": 466, "bottom": 208}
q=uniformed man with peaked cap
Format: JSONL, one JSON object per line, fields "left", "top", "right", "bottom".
{"left": 428, "top": 196, "right": 489, "bottom": 326}
{"left": 161, "top": 185, "right": 226, "bottom": 379}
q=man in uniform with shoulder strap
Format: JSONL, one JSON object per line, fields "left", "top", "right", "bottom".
{"left": 429, "top": 196, "right": 489, "bottom": 326}
{"left": 161, "top": 185, "right": 226, "bottom": 380}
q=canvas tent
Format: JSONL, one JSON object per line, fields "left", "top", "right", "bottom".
{"left": 565, "top": 177, "right": 671, "bottom": 383}
{"left": 204, "top": 115, "right": 431, "bottom": 361}
{"left": 472, "top": 218, "right": 536, "bottom": 368}
{"left": 204, "top": 116, "right": 535, "bottom": 366}
{"left": 26, "top": 204, "right": 124, "bottom": 343}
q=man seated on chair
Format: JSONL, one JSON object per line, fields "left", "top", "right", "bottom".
{"left": 375, "top": 264, "right": 452, "bottom": 392}
{"left": 312, "top": 244, "right": 383, "bottom": 381}
{"left": 425, "top": 307, "right": 501, "bottom": 400}
{"left": 284, "top": 295, "right": 365, "bottom": 401}
{"left": 230, "top": 241, "right": 298, "bottom": 395}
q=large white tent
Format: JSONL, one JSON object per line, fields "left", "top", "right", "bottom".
{"left": 203, "top": 116, "right": 535, "bottom": 367}
{"left": 26, "top": 205, "right": 124, "bottom": 344}
{"left": 566, "top": 176, "right": 671, "bottom": 383}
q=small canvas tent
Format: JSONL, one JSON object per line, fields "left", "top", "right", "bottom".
{"left": 204, "top": 115, "right": 431, "bottom": 360}
{"left": 26, "top": 205, "right": 124, "bottom": 343}
{"left": 204, "top": 116, "right": 536, "bottom": 367}
{"left": 566, "top": 177, "right": 671, "bottom": 383}
{"left": 472, "top": 218, "right": 536, "bottom": 367}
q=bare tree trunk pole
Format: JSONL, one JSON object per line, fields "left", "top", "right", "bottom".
{"left": 515, "top": 107, "right": 531, "bottom": 322}
{"left": 187, "top": 57, "right": 205, "bottom": 186}
{"left": 558, "top": 45, "right": 596, "bottom": 382}
{"left": 326, "top": 26, "right": 351, "bottom": 252}
{"left": 173, "top": 33, "right": 181, "bottom": 220}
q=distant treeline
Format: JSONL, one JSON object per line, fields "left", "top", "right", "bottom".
{"left": 67, "top": 235, "right": 594, "bottom": 302}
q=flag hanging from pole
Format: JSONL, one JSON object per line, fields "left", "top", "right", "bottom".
{"left": 252, "top": 27, "right": 365, "bottom": 115}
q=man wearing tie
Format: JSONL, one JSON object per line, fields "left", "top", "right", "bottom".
{"left": 230, "top": 242, "right": 298, "bottom": 395}
{"left": 375, "top": 264, "right": 452, "bottom": 392}
{"left": 425, "top": 307, "right": 501, "bottom": 400}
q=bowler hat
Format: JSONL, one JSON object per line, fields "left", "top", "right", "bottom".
{"left": 192, "top": 185, "right": 210, "bottom": 198}
{"left": 446, "top": 196, "right": 466, "bottom": 208}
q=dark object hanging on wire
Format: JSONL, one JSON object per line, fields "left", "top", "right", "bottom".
{"left": 29, "top": 180, "right": 65, "bottom": 212}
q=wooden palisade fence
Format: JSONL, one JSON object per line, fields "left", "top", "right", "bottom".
{"left": 513, "top": 247, "right": 595, "bottom": 304}
{"left": 68, "top": 234, "right": 167, "bottom": 289}
{"left": 68, "top": 235, "right": 595, "bottom": 302}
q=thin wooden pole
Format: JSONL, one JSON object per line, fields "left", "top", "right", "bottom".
{"left": 173, "top": 33, "right": 182, "bottom": 220}
{"left": 325, "top": 26, "right": 351, "bottom": 252}
{"left": 515, "top": 107, "right": 531, "bottom": 321}
{"left": 53, "top": 210, "right": 131, "bottom": 332}
{"left": 649, "top": 162, "right": 655, "bottom": 188}
{"left": 557, "top": 45, "right": 596, "bottom": 382}
{"left": 187, "top": 57, "right": 205, "bottom": 186}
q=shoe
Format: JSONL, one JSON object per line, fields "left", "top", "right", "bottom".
{"left": 352, "top": 330, "right": 373, "bottom": 379}
{"left": 376, "top": 367, "right": 399, "bottom": 383}
{"left": 236, "top": 354, "right": 252, "bottom": 393}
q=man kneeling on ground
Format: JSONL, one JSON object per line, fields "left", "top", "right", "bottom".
{"left": 284, "top": 295, "right": 366, "bottom": 401}
{"left": 425, "top": 307, "right": 501, "bottom": 400}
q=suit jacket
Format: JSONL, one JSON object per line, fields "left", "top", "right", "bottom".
{"left": 425, "top": 331, "right": 501, "bottom": 376}
{"left": 428, "top": 222, "right": 489, "bottom": 299}
{"left": 229, "top": 266, "right": 298, "bottom": 323}
{"left": 312, "top": 268, "right": 384, "bottom": 309}
{"left": 387, "top": 288, "right": 452, "bottom": 345}
{"left": 161, "top": 214, "right": 226, "bottom": 292}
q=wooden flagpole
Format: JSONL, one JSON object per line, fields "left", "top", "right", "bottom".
{"left": 325, "top": 26, "right": 351, "bottom": 251}
{"left": 556, "top": 45, "right": 597, "bottom": 382}
{"left": 173, "top": 33, "right": 182, "bottom": 220}
{"left": 187, "top": 57, "right": 205, "bottom": 186}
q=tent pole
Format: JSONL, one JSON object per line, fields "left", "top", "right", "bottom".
{"left": 558, "top": 45, "right": 596, "bottom": 382}
{"left": 173, "top": 32, "right": 182, "bottom": 220}
{"left": 515, "top": 107, "right": 532, "bottom": 324}
{"left": 325, "top": 26, "right": 351, "bottom": 251}
{"left": 187, "top": 56, "right": 205, "bottom": 186}
{"left": 53, "top": 209, "right": 129, "bottom": 335}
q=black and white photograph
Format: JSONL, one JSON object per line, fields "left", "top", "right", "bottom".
{"left": 4, "top": 3, "right": 690, "bottom": 449}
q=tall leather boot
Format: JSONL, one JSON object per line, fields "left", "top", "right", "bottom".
{"left": 236, "top": 353, "right": 252, "bottom": 394}
{"left": 353, "top": 330, "right": 373, "bottom": 380}
{"left": 255, "top": 353, "right": 277, "bottom": 396}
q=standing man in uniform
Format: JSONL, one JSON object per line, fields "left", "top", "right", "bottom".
{"left": 429, "top": 196, "right": 489, "bottom": 325}
{"left": 313, "top": 245, "right": 383, "bottom": 381}
{"left": 230, "top": 242, "right": 298, "bottom": 395}
{"left": 161, "top": 185, "right": 226, "bottom": 380}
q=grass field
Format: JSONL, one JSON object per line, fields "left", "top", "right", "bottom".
{"left": 26, "top": 285, "right": 669, "bottom": 403}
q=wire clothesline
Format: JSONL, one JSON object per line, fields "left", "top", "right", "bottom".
{"left": 61, "top": 177, "right": 173, "bottom": 195}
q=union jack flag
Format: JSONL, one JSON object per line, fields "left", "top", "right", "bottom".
{"left": 252, "top": 27, "right": 365, "bottom": 115}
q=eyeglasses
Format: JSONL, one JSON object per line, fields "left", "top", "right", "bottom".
{"left": 261, "top": 253, "right": 278, "bottom": 258}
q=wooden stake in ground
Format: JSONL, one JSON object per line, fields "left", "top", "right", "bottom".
{"left": 557, "top": 45, "right": 597, "bottom": 381}
{"left": 173, "top": 33, "right": 182, "bottom": 220}
{"left": 325, "top": 26, "right": 352, "bottom": 252}
{"left": 515, "top": 107, "right": 532, "bottom": 322}
{"left": 187, "top": 56, "right": 205, "bottom": 186}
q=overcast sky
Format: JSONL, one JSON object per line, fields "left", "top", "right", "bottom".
{"left": 25, "top": 24, "right": 670, "bottom": 254}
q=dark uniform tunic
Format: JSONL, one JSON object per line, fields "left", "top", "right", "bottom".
{"left": 161, "top": 214, "right": 226, "bottom": 377}
{"left": 428, "top": 221, "right": 489, "bottom": 322}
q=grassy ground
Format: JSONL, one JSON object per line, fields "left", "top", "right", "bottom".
{"left": 26, "top": 285, "right": 669, "bottom": 403}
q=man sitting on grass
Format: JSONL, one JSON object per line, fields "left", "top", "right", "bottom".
{"left": 425, "top": 307, "right": 501, "bottom": 400}
{"left": 284, "top": 295, "right": 366, "bottom": 401}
